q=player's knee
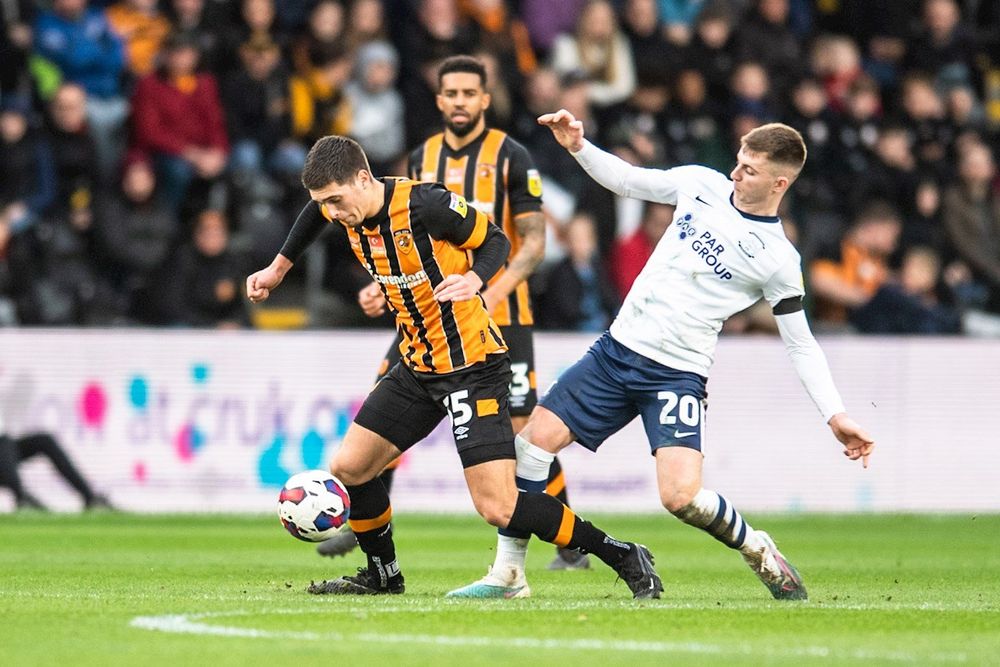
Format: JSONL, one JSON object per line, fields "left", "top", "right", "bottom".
{"left": 661, "top": 486, "right": 697, "bottom": 514}
{"left": 519, "top": 408, "right": 572, "bottom": 454}
{"left": 328, "top": 457, "right": 377, "bottom": 487}
{"left": 472, "top": 493, "right": 516, "bottom": 528}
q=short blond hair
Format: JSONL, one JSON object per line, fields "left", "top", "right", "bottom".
{"left": 741, "top": 123, "right": 807, "bottom": 175}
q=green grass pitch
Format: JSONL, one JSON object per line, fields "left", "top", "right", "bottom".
{"left": 1, "top": 512, "right": 998, "bottom": 666}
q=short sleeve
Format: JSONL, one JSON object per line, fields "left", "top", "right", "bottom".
{"left": 504, "top": 140, "right": 543, "bottom": 216}
{"left": 763, "top": 254, "right": 806, "bottom": 307}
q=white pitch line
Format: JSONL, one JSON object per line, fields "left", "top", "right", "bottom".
{"left": 2, "top": 589, "right": 996, "bottom": 613}
{"left": 129, "top": 609, "right": 969, "bottom": 663}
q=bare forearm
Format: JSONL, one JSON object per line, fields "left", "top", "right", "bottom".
{"left": 486, "top": 212, "right": 545, "bottom": 301}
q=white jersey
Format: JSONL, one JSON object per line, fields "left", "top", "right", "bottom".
{"left": 575, "top": 143, "right": 803, "bottom": 377}
{"left": 573, "top": 140, "right": 845, "bottom": 421}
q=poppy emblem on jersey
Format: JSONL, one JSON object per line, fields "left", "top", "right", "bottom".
{"left": 527, "top": 169, "right": 543, "bottom": 197}
{"left": 479, "top": 163, "right": 496, "bottom": 179}
{"left": 393, "top": 229, "right": 413, "bottom": 253}
{"left": 368, "top": 234, "right": 387, "bottom": 257}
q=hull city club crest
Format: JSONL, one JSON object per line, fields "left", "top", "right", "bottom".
{"left": 393, "top": 229, "right": 413, "bottom": 253}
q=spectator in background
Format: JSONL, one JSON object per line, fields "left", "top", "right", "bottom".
{"left": 166, "top": 0, "right": 225, "bottom": 74}
{"left": 130, "top": 31, "right": 229, "bottom": 214}
{"left": 855, "top": 125, "right": 920, "bottom": 218}
{"left": 728, "top": 61, "right": 774, "bottom": 126}
{"left": 550, "top": 0, "right": 637, "bottom": 109}
{"left": 734, "top": 0, "right": 804, "bottom": 102}
{"left": 901, "top": 178, "right": 948, "bottom": 256}
{"left": 33, "top": 0, "right": 127, "bottom": 179}
{"left": 106, "top": 0, "right": 172, "bottom": 78}
{"left": 663, "top": 67, "right": 729, "bottom": 171}
{"left": 610, "top": 201, "right": 673, "bottom": 300}
{"left": 905, "top": 0, "right": 975, "bottom": 86}
{"left": 519, "top": 0, "right": 586, "bottom": 56}
{"left": 223, "top": 34, "right": 303, "bottom": 194}
{"left": 398, "top": 0, "right": 479, "bottom": 146}
{"left": 290, "top": 42, "right": 354, "bottom": 146}
{"left": 0, "top": 1, "right": 35, "bottom": 98}
{"left": 220, "top": 0, "right": 286, "bottom": 76}
{"left": 941, "top": 141, "right": 1000, "bottom": 310}
{"left": 0, "top": 427, "right": 112, "bottom": 510}
{"left": 850, "top": 245, "right": 961, "bottom": 334}
{"left": 46, "top": 83, "right": 99, "bottom": 235}
{"left": 897, "top": 73, "right": 953, "bottom": 173}
{"left": 93, "top": 153, "right": 176, "bottom": 324}
{"left": 344, "top": 0, "right": 388, "bottom": 53}
{"left": 460, "top": 0, "right": 538, "bottom": 80}
{"left": 0, "top": 97, "right": 55, "bottom": 237}
{"left": 783, "top": 77, "right": 839, "bottom": 217}
{"left": 291, "top": 0, "right": 345, "bottom": 77}
{"left": 170, "top": 208, "right": 250, "bottom": 328}
{"left": 535, "top": 212, "right": 619, "bottom": 331}
{"left": 622, "top": 0, "right": 683, "bottom": 91}
{"left": 811, "top": 34, "right": 863, "bottom": 114}
{"left": 685, "top": 2, "right": 736, "bottom": 102}
{"left": 345, "top": 40, "right": 405, "bottom": 174}
{"left": 809, "top": 201, "right": 901, "bottom": 329}
{"left": 658, "top": 0, "right": 709, "bottom": 47}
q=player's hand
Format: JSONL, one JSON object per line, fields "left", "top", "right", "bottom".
{"left": 358, "top": 282, "right": 386, "bottom": 317}
{"left": 537, "top": 109, "right": 585, "bottom": 152}
{"left": 828, "top": 413, "right": 875, "bottom": 468}
{"left": 433, "top": 272, "right": 483, "bottom": 303}
{"left": 247, "top": 256, "right": 292, "bottom": 304}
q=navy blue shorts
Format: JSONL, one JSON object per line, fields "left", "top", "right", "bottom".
{"left": 539, "top": 333, "right": 708, "bottom": 453}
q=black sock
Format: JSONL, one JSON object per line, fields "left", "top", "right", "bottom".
{"left": 545, "top": 456, "right": 570, "bottom": 506}
{"left": 377, "top": 466, "right": 396, "bottom": 496}
{"left": 506, "top": 492, "right": 632, "bottom": 569}
{"left": 0, "top": 436, "right": 27, "bottom": 500}
{"left": 345, "top": 477, "right": 402, "bottom": 587}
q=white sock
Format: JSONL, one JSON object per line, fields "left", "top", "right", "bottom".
{"left": 490, "top": 535, "right": 529, "bottom": 585}
{"left": 673, "top": 488, "right": 756, "bottom": 552}
{"left": 489, "top": 436, "right": 555, "bottom": 580}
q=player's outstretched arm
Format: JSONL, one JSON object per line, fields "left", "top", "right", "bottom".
{"left": 774, "top": 306, "right": 874, "bottom": 468}
{"left": 539, "top": 109, "right": 677, "bottom": 203}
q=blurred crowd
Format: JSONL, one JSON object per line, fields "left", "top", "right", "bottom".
{"left": 1, "top": 0, "right": 999, "bottom": 335}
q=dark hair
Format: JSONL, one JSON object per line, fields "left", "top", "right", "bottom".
{"left": 301, "top": 135, "right": 371, "bottom": 190}
{"left": 740, "top": 122, "right": 807, "bottom": 174}
{"left": 437, "top": 55, "right": 487, "bottom": 90}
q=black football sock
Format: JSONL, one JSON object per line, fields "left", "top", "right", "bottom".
{"left": 345, "top": 477, "right": 402, "bottom": 587}
{"left": 506, "top": 492, "right": 632, "bottom": 568}
{"left": 377, "top": 466, "right": 396, "bottom": 496}
{"left": 545, "top": 456, "right": 570, "bottom": 506}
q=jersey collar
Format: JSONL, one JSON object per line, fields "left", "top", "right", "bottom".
{"left": 729, "top": 193, "right": 780, "bottom": 223}
{"left": 358, "top": 178, "right": 395, "bottom": 231}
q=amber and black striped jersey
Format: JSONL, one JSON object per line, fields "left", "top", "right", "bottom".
{"left": 281, "top": 178, "right": 509, "bottom": 375}
{"left": 408, "top": 128, "right": 543, "bottom": 327}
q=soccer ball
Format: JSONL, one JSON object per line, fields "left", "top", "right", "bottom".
{"left": 277, "top": 470, "right": 351, "bottom": 542}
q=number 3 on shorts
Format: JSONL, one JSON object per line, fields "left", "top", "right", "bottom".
{"left": 509, "top": 362, "right": 530, "bottom": 398}
{"left": 657, "top": 391, "right": 702, "bottom": 426}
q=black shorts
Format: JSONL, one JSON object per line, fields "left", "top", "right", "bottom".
{"left": 356, "top": 353, "right": 515, "bottom": 468}
{"left": 378, "top": 325, "right": 537, "bottom": 416}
